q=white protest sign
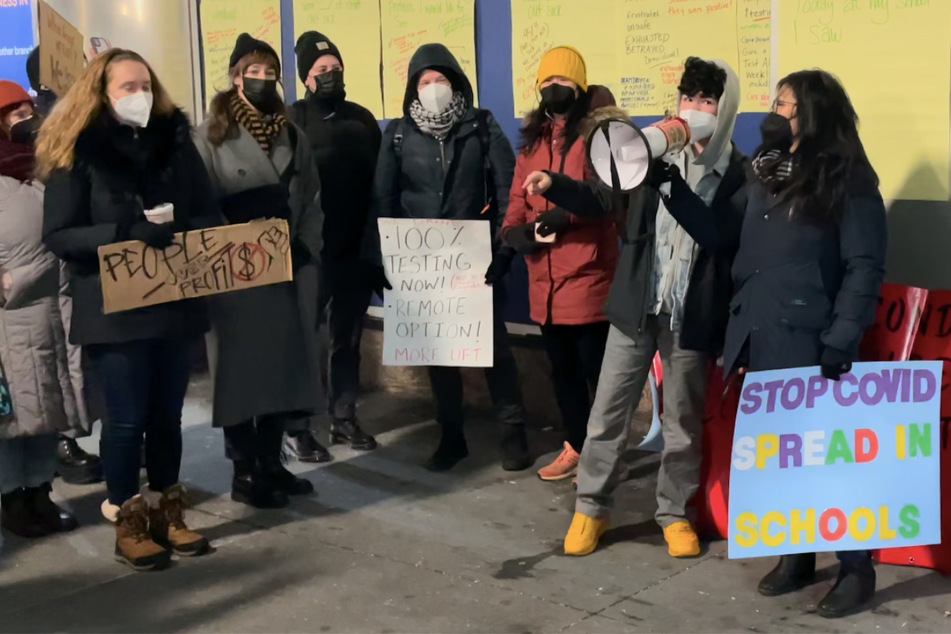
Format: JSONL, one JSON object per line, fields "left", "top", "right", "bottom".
{"left": 379, "top": 218, "right": 494, "bottom": 367}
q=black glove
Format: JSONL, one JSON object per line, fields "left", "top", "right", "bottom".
{"left": 128, "top": 221, "right": 175, "bottom": 249}
{"left": 647, "top": 159, "right": 682, "bottom": 190}
{"left": 820, "top": 347, "right": 852, "bottom": 381}
{"left": 535, "top": 207, "right": 572, "bottom": 238}
{"left": 485, "top": 251, "right": 514, "bottom": 285}
{"left": 504, "top": 223, "right": 542, "bottom": 255}
{"left": 368, "top": 265, "right": 392, "bottom": 299}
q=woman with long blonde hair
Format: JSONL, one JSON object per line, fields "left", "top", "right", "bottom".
{"left": 193, "top": 34, "right": 323, "bottom": 510}
{"left": 39, "top": 49, "right": 218, "bottom": 571}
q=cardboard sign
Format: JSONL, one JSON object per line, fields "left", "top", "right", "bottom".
{"left": 728, "top": 361, "right": 943, "bottom": 559}
{"left": 97, "top": 219, "right": 293, "bottom": 314}
{"left": 37, "top": 1, "right": 85, "bottom": 96}
{"left": 379, "top": 218, "right": 494, "bottom": 367}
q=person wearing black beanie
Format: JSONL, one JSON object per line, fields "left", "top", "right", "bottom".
{"left": 25, "top": 48, "right": 57, "bottom": 117}
{"left": 285, "top": 30, "right": 382, "bottom": 460}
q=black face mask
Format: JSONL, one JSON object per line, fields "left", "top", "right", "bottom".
{"left": 242, "top": 77, "right": 282, "bottom": 114}
{"left": 312, "top": 70, "right": 346, "bottom": 101}
{"left": 540, "top": 84, "right": 576, "bottom": 115}
{"left": 760, "top": 112, "right": 794, "bottom": 153}
{"left": 10, "top": 116, "right": 42, "bottom": 145}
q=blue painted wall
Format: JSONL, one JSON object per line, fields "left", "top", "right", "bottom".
{"left": 279, "top": 0, "right": 768, "bottom": 325}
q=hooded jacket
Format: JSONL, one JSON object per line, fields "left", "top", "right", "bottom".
{"left": 502, "top": 89, "right": 619, "bottom": 326}
{"left": 366, "top": 44, "right": 515, "bottom": 261}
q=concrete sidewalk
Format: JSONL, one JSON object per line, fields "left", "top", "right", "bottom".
{"left": 0, "top": 375, "right": 948, "bottom": 633}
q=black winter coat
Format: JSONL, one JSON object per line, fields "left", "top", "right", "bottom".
{"left": 544, "top": 145, "right": 751, "bottom": 353}
{"left": 291, "top": 96, "right": 381, "bottom": 261}
{"left": 43, "top": 109, "right": 219, "bottom": 346}
{"left": 366, "top": 43, "right": 516, "bottom": 261}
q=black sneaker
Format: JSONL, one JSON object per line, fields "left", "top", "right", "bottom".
{"left": 283, "top": 432, "right": 333, "bottom": 463}
{"left": 817, "top": 559, "right": 876, "bottom": 618}
{"left": 426, "top": 432, "right": 469, "bottom": 472}
{"left": 329, "top": 419, "right": 378, "bottom": 451}
{"left": 56, "top": 436, "right": 103, "bottom": 484}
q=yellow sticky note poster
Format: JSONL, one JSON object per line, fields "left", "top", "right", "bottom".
{"left": 778, "top": 1, "right": 951, "bottom": 201}
{"left": 381, "top": 0, "right": 477, "bottom": 120}
{"left": 510, "top": 0, "right": 619, "bottom": 118}
{"left": 293, "top": 0, "right": 384, "bottom": 118}
{"left": 736, "top": 0, "right": 771, "bottom": 113}
{"left": 615, "top": 0, "right": 739, "bottom": 116}
{"left": 200, "top": 0, "right": 282, "bottom": 112}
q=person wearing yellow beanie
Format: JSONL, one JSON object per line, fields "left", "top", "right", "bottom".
{"left": 536, "top": 46, "right": 588, "bottom": 93}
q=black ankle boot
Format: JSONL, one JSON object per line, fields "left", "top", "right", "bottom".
{"left": 426, "top": 432, "right": 468, "bottom": 472}
{"left": 260, "top": 457, "right": 315, "bottom": 495}
{"left": 329, "top": 419, "right": 378, "bottom": 451}
{"left": 56, "top": 436, "right": 103, "bottom": 484}
{"left": 757, "top": 553, "right": 817, "bottom": 596}
{"left": 817, "top": 558, "right": 876, "bottom": 618}
{"left": 283, "top": 432, "right": 333, "bottom": 463}
{"left": 0, "top": 489, "right": 51, "bottom": 538}
{"left": 27, "top": 483, "right": 78, "bottom": 532}
{"left": 231, "top": 459, "right": 289, "bottom": 509}
{"left": 500, "top": 426, "right": 531, "bottom": 471}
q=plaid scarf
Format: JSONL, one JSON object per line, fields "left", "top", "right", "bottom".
{"left": 409, "top": 92, "right": 467, "bottom": 140}
{"left": 230, "top": 92, "right": 286, "bottom": 154}
{"left": 752, "top": 148, "right": 794, "bottom": 188}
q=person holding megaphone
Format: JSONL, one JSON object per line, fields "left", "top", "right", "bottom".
{"left": 524, "top": 57, "right": 752, "bottom": 559}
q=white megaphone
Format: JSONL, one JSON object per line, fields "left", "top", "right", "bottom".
{"left": 587, "top": 114, "right": 714, "bottom": 191}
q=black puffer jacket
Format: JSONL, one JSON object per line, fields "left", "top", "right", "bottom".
{"left": 365, "top": 44, "right": 515, "bottom": 261}
{"left": 43, "top": 109, "right": 219, "bottom": 346}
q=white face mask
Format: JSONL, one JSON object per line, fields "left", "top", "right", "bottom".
{"left": 112, "top": 91, "right": 153, "bottom": 128}
{"left": 679, "top": 108, "right": 717, "bottom": 143}
{"left": 418, "top": 83, "right": 453, "bottom": 114}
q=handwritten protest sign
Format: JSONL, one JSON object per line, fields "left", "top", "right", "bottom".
{"left": 379, "top": 218, "right": 493, "bottom": 367}
{"left": 728, "top": 361, "right": 943, "bottom": 559}
{"left": 38, "top": 1, "right": 85, "bottom": 96}
{"left": 97, "top": 219, "right": 293, "bottom": 314}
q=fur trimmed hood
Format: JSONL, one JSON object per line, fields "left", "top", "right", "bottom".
{"left": 578, "top": 105, "right": 631, "bottom": 143}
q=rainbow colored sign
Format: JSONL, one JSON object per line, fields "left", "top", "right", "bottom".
{"left": 728, "top": 361, "right": 943, "bottom": 559}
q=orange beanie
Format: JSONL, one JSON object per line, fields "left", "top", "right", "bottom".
{"left": 0, "top": 80, "right": 31, "bottom": 112}
{"left": 536, "top": 46, "right": 587, "bottom": 92}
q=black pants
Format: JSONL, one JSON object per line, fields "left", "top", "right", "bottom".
{"left": 87, "top": 337, "right": 197, "bottom": 506}
{"left": 427, "top": 289, "right": 526, "bottom": 433}
{"left": 224, "top": 415, "right": 287, "bottom": 463}
{"left": 540, "top": 321, "right": 610, "bottom": 452}
{"left": 319, "top": 265, "right": 372, "bottom": 421}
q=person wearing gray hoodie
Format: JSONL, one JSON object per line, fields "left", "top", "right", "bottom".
{"left": 524, "top": 58, "right": 751, "bottom": 558}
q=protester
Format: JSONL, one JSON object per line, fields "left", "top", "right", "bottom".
{"left": 367, "top": 43, "right": 530, "bottom": 472}
{"left": 27, "top": 46, "right": 104, "bottom": 485}
{"left": 287, "top": 31, "right": 382, "bottom": 461}
{"left": 662, "top": 69, "right": 887, "bottom": 618}
{"left": 525, "top": 57, "right": 748, "bottom": 557}
{"left": 0, "top": 80, "right": 79, "bottom": 538}
{"left": 39, "top": 49, "right": 215, "bottom": 570}
{"left": 502, "top": 46, "right": 617, "bottom": 482}
{"left": 194, "top": 34, "right": 323, "bottom": 509}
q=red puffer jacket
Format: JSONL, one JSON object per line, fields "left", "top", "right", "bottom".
{"left": 503, "top": 115, "right": 618, "bottom": 326}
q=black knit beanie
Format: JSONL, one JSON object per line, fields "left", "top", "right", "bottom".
{"left": 229, "top": 33, "right": 281, "bottom": 73}
{"left": 26, "top": 47, "right": 40, "bottom": 92}
{"left": 295, "top": 31, "right": 343, "bottom": 82}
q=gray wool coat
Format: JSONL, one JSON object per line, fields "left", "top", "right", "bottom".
{"left": 193, "top": 120, "right": 325, "bottom": 428}
{"left": 0, "top": 175, "right": 80, "bottom": 439}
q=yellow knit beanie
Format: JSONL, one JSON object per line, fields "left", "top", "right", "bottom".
{"left": 536, "top": 46, "right": 587, "bottom": 92}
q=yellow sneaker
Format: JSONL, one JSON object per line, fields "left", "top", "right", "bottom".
{"left": 564, "top": 512, "right": 609, "bottom": 556}
{"left": 663, "top": 521, "right": 701, "bottom": 557}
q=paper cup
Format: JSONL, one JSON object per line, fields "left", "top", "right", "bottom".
{"left": 144, "top": 203, "right": 174, "bottom": 224}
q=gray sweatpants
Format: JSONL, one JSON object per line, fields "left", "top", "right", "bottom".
{"left": 575, "top": 316, "right": 708, "bottom": 528}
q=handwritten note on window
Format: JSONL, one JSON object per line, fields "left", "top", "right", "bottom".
{"left": 380, "top": 0, "right": 477, "bottom": 120}
{"left": 292, "top": 0, "right": 384, "bottom": 117}
{"left": 379, "top": 219, "right": 494, "bottom": 367}
{"left": 199, "top": 0, "right": 282, "bottom": 112}
{"left": 778, "top": 0, "right": 951, "bottom": 201}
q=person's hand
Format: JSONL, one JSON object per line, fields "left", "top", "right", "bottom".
{"left": 1, "top": 272, "right": 11, "bottom": 293}
{"left": 648, "top": 159, "right": 682, "bottom": 190}
{"left": 369, "top": 265, "right": 392, "bottom": 299}
{"left": 128, "top": 221, "right": 175, "bottom": 249}
{"left": 484, "top": 251, "right": 514, "bottom": 285}
{"left": 504, "top": 223, "right": 540, "bottom": 254}
{"left": 535, "top": 208, "right": 572, "bottom": 238}
{"left": 523, "top": 171, "right": 553, "bottom": 196}
{"left": 821, "top": 361, "right": 852, "bottom": 381}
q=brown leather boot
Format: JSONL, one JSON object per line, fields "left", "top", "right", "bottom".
{"left": 114, "top": 495, "right": 170, "bottom": 571}
{"left": 148, "top": 484, "right": 210, "bottom": 557}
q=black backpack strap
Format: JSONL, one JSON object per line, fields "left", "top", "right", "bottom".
{"left": 392, "top": 118, "right": 405, "bottom": 159}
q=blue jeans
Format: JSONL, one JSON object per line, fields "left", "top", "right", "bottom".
{"left": 87, "top": 337, "right": 197, "bottom": 506}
